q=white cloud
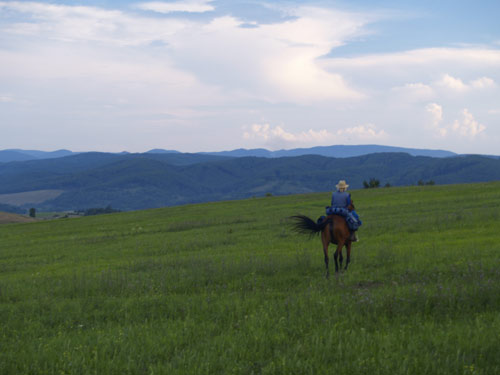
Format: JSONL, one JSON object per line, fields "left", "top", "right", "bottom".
{"left": 0, "top": 95, "right": 14, "bottom": 103}
{"left": 243, "top": 124, "right": 331, "bottom": 143}
{"left": 470, "top": 77, "right": 495, "bottom": 89}
{"left": 425, "top": 103, "right": 447, "bottom": 136}
{"left": 324, "top": 48, "right": 500, "bottom": 69}
{"left": 436, "top": 74, "right": 467, "bottom": 91}
{"left": 0, "top": 1, "right": 191, "bottom": 46}
{"left": 169, "top": 8, "right": 368, "bottom": 102}
{"left": 452, "top": 109, "right": 486, "bottom": 137}
{"left": 135, "top": 1, "right": 214, "bottom": 14}
{"left": 243, "top": 123, "right": 386, "bottom": 148}
{"left": 436, "top": 74, "right": 496, "bottom": 92}
{"left": 0, "top": 2, "right": 368, "bottom": 104}
{"left": 426, "top": 103, "right": 443, "bottom": 125}
{"left": 321, "top": 48, "right": 500, "bottom": 101}
{"left": 335, "top": 124, "right": 387, "bottom": 139}
{"left": 425, "top": 105, "right": 486, "bottom": 138}
{"left": 259, "top": 6, "right": 368, "bottom": 101}
{"left": 392, "top": 83, "right": 435, "bottom": 101}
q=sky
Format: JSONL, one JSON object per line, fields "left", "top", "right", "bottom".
{"left": 1, "top": 0, "right": 499, "bottom": 154}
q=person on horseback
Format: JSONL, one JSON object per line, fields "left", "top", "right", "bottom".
{"left": 330, "top": 180, "right": 360, "bottom": 242}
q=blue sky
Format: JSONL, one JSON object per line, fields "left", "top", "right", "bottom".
{"left": 1, "top": 0, "right": 499, "bottom": 154}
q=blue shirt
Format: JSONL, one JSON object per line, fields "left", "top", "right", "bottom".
{"left": 331, "top": 191, "right": 351, "bottom": 209}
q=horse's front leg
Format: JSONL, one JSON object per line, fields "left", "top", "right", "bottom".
{"left": 334, "top": 240, "right": 346, "bottom": 273}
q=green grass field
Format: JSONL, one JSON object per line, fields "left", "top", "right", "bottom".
{"left": 1, "top": 182, "right": 499, "bottom": 374}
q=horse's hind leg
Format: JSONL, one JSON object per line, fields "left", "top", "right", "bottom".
{"left": 344, "top": 242, "right": 352, "bottom": 271}
{"left": 321, "top": 232, "right": 330, "bottom": 279}
{"left": 333, "top": 243, "right": 343, "bottom": 273}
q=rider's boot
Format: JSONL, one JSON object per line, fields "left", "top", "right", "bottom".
{"left": 350, "top": 231, "right": 359, "bottom": 242}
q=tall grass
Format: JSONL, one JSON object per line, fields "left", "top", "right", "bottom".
{"left": 1, "top": 182, "right": 499, "bottom": 374}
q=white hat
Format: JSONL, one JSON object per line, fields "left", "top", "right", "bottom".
{"left": 336, "top": 180, "right": 349, "bottom": 190}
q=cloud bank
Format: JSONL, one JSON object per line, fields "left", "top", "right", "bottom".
{"left": 0, "top": 1, "right": 499, "bottom": 153}
{"left": 243, "top": 123, "right": 387, "bottom": 149}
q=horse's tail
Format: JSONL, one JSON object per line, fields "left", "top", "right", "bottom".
{"left": 290, "top": 215, "right": 330, "bottom": 236}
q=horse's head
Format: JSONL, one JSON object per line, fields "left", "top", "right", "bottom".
{"left": 348, "top": 200, "right": 355, "bottom": 211}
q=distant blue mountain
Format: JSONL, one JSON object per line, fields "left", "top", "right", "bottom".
{"left": 200, "top": 148, "right": 273, "bottom": 157}
{"left": 146, "top": 149, "right": 181, "bottom": 154}
{"left": 0, "top": 148, "right": 183, "bottom": 163}
{"left": 201, "top": 145, "right": 457, "bottom": 158}
{"left": 0, "top": 149, "right": 76, "bottom": 163}
{"left": 0, "top": 150, "right": 35, "bottom": 163}
{"left": 14, "top": 149, "right": 74, "bottom": 159}
{"left": 0, "top": 145, "right": 464, "bottom": 164}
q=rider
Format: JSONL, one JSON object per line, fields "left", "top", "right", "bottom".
{"left": 330, "top": 180, "right": 360, "bottom": 242}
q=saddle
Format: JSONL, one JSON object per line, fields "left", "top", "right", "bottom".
{"left": 325, "top": 206, "right": 361, "bottom": 231}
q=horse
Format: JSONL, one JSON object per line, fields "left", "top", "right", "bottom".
{"left": 291, "top": 202, "right": 355, "bottom": 278}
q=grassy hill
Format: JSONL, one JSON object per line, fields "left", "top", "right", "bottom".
{"left": 1, "top": 182, "right": 499, "bottom": 374}
{"left": 0, "top": 211, "right": 35, "bottom": 224}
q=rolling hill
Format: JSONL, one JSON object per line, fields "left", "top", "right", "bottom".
{"left": 0, "top": 211, "right": 35, "bottom": 224}
{"left": 1, "top": 151, "right": 500, "bottom": 211}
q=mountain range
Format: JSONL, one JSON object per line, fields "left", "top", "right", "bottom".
{"left": 199, "top": 144, "right": 459, "bottom": 158}
{"left": 1, "top": 148, "right": 499, "bottom": 212}
{"left": 0, "top": 144, "right": 462, "bottom": 164}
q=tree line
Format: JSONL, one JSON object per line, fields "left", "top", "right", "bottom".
{"left": 363, "top": 178, "right": 435, "bottom": 189}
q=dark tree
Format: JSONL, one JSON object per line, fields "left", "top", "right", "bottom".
{"left": 84, "top": 205, "right": 120, "bottom": 216}
{"left": 29, "top": 208, "right": 36, "bottom": 218}
{"left": 363, "top": 178, "right": 380, "bottom": 188}
{"left": 369, "top": 178, "right": 380, "bottom": 188}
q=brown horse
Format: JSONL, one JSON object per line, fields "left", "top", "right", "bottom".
{"left": 291, "top": 202, "right": 355, "bottom": 278}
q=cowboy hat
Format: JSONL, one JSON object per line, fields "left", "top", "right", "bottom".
{"left": 336, "top": 180, "right": 349, "bottom": 190}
